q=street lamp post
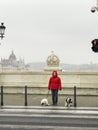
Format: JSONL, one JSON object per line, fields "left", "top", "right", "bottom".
{"left": 0, "top": 23, "right": 6, "bottom": 40}
{"left": 0, "top": 22, "right": 6, "bottom": 71}
{"left": 91, "top": 0, "right": 98, "bottom": 13}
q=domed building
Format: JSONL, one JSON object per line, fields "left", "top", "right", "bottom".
{"left": 9, "top": 50, "right": 17, "bottom": 61}
{"left": 44, "top": 51, "right": 62, "bottom": 72}
{"left": 0, "top": 50, "right": 27, "bottom": 71}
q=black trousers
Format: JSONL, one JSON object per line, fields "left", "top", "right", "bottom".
{"left": 51, "top": 90, "right": 58, "bottom": 105}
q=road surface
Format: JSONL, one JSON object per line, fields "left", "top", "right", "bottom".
{"left": 0, "top": 106, "right": 98, "bottom": 130}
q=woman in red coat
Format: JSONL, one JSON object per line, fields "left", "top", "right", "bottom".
{"left": 48, "top": 70, "right": 62, "bottom": 105}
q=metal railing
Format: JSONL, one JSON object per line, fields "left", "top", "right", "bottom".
{"left": 0, "top": 85, "right": 77, "bottom": 107}
{"left": 74, "top": 86, "right": 77, "bottom": 107}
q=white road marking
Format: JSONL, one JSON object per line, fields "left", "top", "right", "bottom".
{"left": 0, "top": 124, "right": 98, "bottom": 130}
{"left": 0, "top": 106, "right": 98, "bottom": 119}
{"left": 1, "top": 108, "right": 98, "bottom": 114}
{"left": 0, "top": 112, "right": 98, "bottom": 119}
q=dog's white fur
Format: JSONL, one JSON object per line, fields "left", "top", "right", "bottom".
{"left": 41, "top": 98, "right": 49, "bottom": 106}
{"left": 65, "top": 97, "right": 72, "bottom": 107}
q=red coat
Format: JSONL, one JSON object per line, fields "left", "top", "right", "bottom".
{"left": 48, "top": 70, "right": 62, "bottom": 90}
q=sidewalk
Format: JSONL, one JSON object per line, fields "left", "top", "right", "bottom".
{"left": 0, "top": 105, "right": 98, "bottom": 111}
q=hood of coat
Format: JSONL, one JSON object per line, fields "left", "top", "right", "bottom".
{"left": 52, "top": 70, "right": 58, "bottom": 78}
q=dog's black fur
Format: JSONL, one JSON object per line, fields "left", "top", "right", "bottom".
{"left": 65, "top": 97, "right": 72, "bottom": 107}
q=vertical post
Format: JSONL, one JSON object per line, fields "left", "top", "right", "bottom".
{"left": 24, "top": 85, "right": 27, "bottom": 106}
{"left": 97, "top": 0, "right": 98, "bottom": 7}
{"left": 74, "top": 86, "right": 77, "bottom": 107}
{"left": 1, "top": 86, "right": 3, "bottom": 106}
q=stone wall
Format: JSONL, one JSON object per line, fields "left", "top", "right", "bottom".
{"left": 0, "top": 71, "right": 98, "bottom": 96}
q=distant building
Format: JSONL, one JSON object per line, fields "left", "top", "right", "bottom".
{"left": 0, "top": 50, "right": 27, "bottom": 71}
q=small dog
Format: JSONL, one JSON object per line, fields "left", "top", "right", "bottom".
{"left": 40, "top": 98, "right": 49, "bottom": 106}
{"left": 65, "top": 97, "right": 72, "bottom": 107}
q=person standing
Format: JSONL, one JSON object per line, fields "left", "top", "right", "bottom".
{"left": 48, "top": 70, "right": 62, "bottom": 105}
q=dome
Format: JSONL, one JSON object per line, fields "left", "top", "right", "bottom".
{"left": 46, "top": 51, "right": 60, "bottom": 67}
{"left": 9, "top": 50, "right": 17, "bottom": 61}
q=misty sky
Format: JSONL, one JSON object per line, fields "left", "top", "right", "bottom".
{"left": 0, "top": 0, "right": 98, "bottom": 64}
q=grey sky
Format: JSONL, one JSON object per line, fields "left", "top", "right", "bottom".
{"left": 0, "top": 0, "right": 98, "bottom": 64}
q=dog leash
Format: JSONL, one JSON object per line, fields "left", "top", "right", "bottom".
{"left": 46, "top": 90, "right": 50, "bottom": 99}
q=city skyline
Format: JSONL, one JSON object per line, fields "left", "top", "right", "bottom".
{"left": 0, "top": 0, "right": 98, "bottom": 65}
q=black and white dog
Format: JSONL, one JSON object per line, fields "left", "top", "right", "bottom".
{"left": 40, "top": 98, "right": 49, "bottom": 106}
{"left": 65, "top": 97, "right": 72, "bottom": 107}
